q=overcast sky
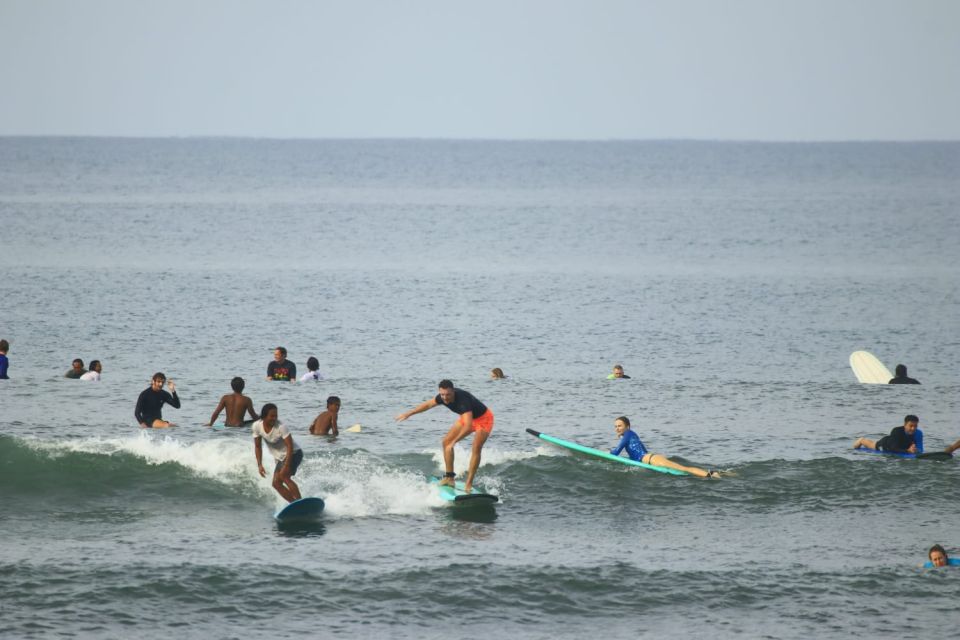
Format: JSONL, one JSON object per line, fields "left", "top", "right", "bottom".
{"left": 1, "top": 0, "right": 958, "bottom": 140}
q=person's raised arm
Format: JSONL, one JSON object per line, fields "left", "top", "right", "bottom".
{"left": 166, "top": 380, "right": 181, "bottom": 408}
{"left": 395, "top": 397, "right": 438, "bottom": 422}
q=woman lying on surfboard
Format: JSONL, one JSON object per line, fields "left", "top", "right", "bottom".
{"left": 611, "top": 416, "right": 720, "bottom": 478}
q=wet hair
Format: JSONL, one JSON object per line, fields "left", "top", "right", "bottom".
{"left": 613, "top": 364, "right": 624, "bottom": 372}
{"left": 895, "top": 364, "right": 907, "bottom": 377}
{"left": 904, "top": 414, "right": 919, "bottom": 425}
{"left": 275, "top": 346, "right": 287, "bottom": 358}
{"left": 231, "top": 377, "right": 245, "bottom": 393}
{"left": 260, "top": 403, "right": 278, "bottom": 420}
{"left": 0, "top": 339, "right": 7, "bottom": 352}
{"left": 615, "top": 416, "right": 631, "bottom": 427}
{"left": 326, "top": 395, "right": 341, "bottom": 406}
{"left": 89, "top": 360, "right": 100, "bottom": 371}
{"left": 438, "top": 379, "right": 454, "bottom": 390}
{"left": 152, "top": 372, "right": 166, "bottom": 382}
{"left": 491, "top": 367, "right": 505, "bottom": 379}
{"left": 73, "top": 358, "right": 84, "bottom": 367}
{"left": 307, "top": 356, "right": 319, "bottom": 371}
{"left": 929, "top": 544, "right": 948, "bottom": 560}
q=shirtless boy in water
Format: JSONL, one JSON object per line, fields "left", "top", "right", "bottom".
{"left": 310, "top": 396, "right": 341, "bottom": 436}
{"left": 208, "top": 377, "right": 259, "bottom": 427}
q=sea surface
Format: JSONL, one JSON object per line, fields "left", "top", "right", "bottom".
{"left": 1, "top": 138, "right": 959, "bottom": 639}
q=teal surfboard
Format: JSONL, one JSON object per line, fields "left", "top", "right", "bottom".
{"left": 274, "top": 497, "right": 325, "bottom": 523}
{"left": 526, "top": 428, "right": 689, "bottom": 476}
{"left": 429, "top": 477, "right": 498, "bottom": 505}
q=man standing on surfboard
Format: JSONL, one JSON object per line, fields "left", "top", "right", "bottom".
{"left": 252, "top": 403, "right": 303, "bottom": 503}
{"left": 395, "top": 379, "right": 493, "bottom": 493}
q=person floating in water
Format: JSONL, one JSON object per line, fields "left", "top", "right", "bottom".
{"left": 267, "top": 346, "right": 296, "bottom": 382}
{"left": 135, "top": 372, "right": 181, "bottom": 428}
{"left": 608, "top": 364, "right": 631, "bottom": 379}
{"left": 79, "top": 360, "right": 102, "bottom": 381}
{"left": 853, "top": 414, "right": 923, "bottom": 454}
{"left": 208, "top": 376, "right": 258, "bottom": 427}
{"left": 64, "top": 358, "right": 86, "bottom": 379}
{"left": 888, "top": 364, "right": 920, "bottom": 385}
{"left": 395, "top": 379, "right": 494, "bottom": 493}
{"left": 924, "top": 544, "right": 960, "bottom": 568}
{"left": 0, "top": 339, "right": 9, "bottom": 379}
{"left": 252, "top": 403, "right": 303, "bottom": 503}
{"left": 490, "top": 367, "right": 506, "bottom": 380}
{"left": 300, "top": 356, "right": 324, "bottom": 382}
{"left": 610, "top": 416, "right": 719, "bottom": 478}
{"left": 310, "top": 395, "right": 341, "bottom": 436}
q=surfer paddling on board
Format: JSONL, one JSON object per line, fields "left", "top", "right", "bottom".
{"left": 252, "top": 403, "right": 303, "bottom": 503}
{"left": 207, "top": 377, "right": 258, "bottom": 427}
{"left": 852, "top": 414, "right": 924, "bottom": 454}
{"left": 395, "top": 379, "right": 494, "bottom": 493}
{"left": 135, "top": 373, "right": 181, "bottom": 428}
{"left": 888, "top": 364, "right": 920, "bottom": 385}
{"left": 611, "top": 416, "right": 720, "bottom": 478}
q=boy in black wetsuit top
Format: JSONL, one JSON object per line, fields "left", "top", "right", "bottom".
{"left": 135, "top": 372, "right": 181, "bottom": 428}
{"left": 852, "top": 414, "right": 923, "bottom": 454}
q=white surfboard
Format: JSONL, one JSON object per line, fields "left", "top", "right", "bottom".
{"left": 850, "top": 351, "right": 893, "bottom": 384}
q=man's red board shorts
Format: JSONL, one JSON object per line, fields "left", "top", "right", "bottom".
{"left": 457, "top": 409, "right": 494, "bottom": 433}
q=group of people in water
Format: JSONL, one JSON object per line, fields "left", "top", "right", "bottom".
{"left": 2, "top": 339, "right": 954, "bottom": 566}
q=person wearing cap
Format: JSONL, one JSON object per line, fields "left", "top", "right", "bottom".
{"left": 266, "top": 346, "right": 296, "bottom": 382}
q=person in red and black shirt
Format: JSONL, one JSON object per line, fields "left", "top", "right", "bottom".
{"left": 266, "top": 346, "right": 296, "bottom": 382}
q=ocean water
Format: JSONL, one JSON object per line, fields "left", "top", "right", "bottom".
{"left": 1, "top": 138, "right": 959, "bottom": 639}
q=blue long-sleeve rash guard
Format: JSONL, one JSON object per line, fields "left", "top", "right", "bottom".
{"left": 611, "top": 429, "right": 649, "bottom": 461}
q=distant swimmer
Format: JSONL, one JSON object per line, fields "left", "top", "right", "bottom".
{"left": 0, "top": 339, "right": 8, "bottom": 379}
{"left": 610, "top": 416, "right": 719, "bottom": 478}
{"left": 853, "top": 414, "right": 924, "bottom": 454}
{"left": 79, "top": 360, "right": 102, "bottom": 381}
{"left": 135, "top": 372, "right": 181, "bottom": 428}
{"left": 207, "top": 377, "right": 258, "bottom": 427}
{"left": 395, "top": 379, "right": 494, "bottom": 493}
{"left": 490, "top": 367, "right": 506, "bottom": 380}
{"left": 607, "top": 364, "right": 631, "bottom": 379}
{"left": 888, "top": 364, "right": 920, "bottom": 385}
{"left": 300, "top": 356, "right": 324, "bottom": 382}
{"left": 925, "top": 544, "right": 960, "bottom": 568}
{"left": 310, "top": 396, "right": 341, "bottom": 436}
{"left": 64, "top": 358, "right": 87, "bottom": 379}
{"left": 253, "top": 403, "right": 303, "bottom": 503}
{"left": 267, "top": 346, "right": 296, "bottom": 382}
